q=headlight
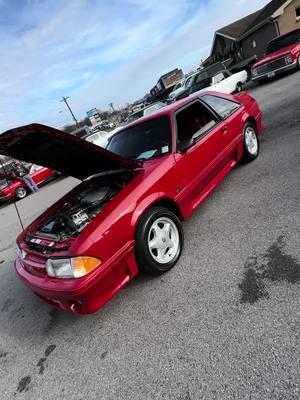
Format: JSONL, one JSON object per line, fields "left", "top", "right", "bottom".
{"left": 17, "top": 245, "right": 27, "bottom": 260}
{"left": 284, "top": 54, "right": 293, "bottom": 64}
{"left": 46, "top": 257, "right": 101, "bottom": 278}
{"left": 252, "top": 68, "right": 258, "bottom": 77}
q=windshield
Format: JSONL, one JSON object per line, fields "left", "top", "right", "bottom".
{"left": 107, "top": 116, "right": 171, "bottom": 161}
{"left": 173, "top": 82, "right": 182, "bottom": 90}
{"left": 267, "top": 30, "right": 300, "bottom": 54}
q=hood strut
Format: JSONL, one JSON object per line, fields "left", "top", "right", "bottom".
{"left": 0, "top": 158, "right": 25, "bottom": 233}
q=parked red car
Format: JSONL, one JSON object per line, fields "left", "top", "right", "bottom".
{"left": 251, "top": 29, "right": 300, "bottom": 82}
{"left": 0, "top": 91, "right": 263, "bottom": 314}
{"left": 0, "top": 164, "right": 57, "bottom": 202}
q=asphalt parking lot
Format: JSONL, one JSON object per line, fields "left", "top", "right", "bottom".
{"left": 0, "top": 72, "right": 299, "bottom": 400}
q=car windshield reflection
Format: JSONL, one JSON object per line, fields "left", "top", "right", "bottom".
{"left": 107, "top": 116, "right": 171, "bottom": 161}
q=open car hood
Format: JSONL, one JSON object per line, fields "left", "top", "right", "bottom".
{"left": 0, "top": 124, "right": 138, "bottom": 180}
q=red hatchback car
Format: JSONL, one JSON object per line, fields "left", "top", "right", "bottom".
{"left": 0, "top": 164, "right": 57, "bottom": 202}
{"left": 252, "top": 28, "right": 300, "bottom": 82}
{"left": 0, "top": 91, "right": 263, "bottom": 314}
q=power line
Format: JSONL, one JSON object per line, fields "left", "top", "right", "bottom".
{"left": 60, "top": 96, "right": 79, "bottom": 128}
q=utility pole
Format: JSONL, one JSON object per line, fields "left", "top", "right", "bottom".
{"left": 60, "top": 96, "right": 80, "bottom": 128}
{"left": 108, "top": 102, "right": 115, "bottom": 112}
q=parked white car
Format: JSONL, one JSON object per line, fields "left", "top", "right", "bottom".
{"left": 191, "top": 69, "right": 248, "bottom": 96}
{"left": 85, "top": 131, "right": 112, "bottom": 148}
{"left": 127, "top": 102, "right": 166, "bottom": 123}
{"left": 85, "top": 126, "right": 124, "bottom": 148}
{"left": 211, "top": 70, "right": 248, "bottom": 93}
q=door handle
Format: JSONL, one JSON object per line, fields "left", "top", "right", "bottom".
{"left": 220, "top": 126, "right": 228, "bottom": 134}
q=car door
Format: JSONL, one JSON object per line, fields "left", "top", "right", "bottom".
{"left": 30, "top": 165, "right": 51, "bottom": 185}
{"left": 212, "top": 71, "right": 233, "bottom": 94}
{"left": 173, "top": 99, "right": 233, "bottom": 208}
{"left": 201, "top": 94, "right": 245, "bottom": 159}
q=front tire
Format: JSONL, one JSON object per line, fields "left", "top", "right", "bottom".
{"left": 15, "top": 186, "right": 28, "bottom": 200}
{"left": 135, "top": 207, "right": 183, "bottom": 274}
{"left": 242, "top": 122, "right": 259, "bottom": 162}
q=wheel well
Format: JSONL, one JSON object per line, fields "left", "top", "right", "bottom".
{"left": 245, "top": 117, "right": 257, "bottom": 129}
{"left": 150, "top": 198, "right": 183, "bottom": 221}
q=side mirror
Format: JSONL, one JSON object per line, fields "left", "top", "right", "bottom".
{"left": 177, "top": 139, "right": 193, "bottom": 153}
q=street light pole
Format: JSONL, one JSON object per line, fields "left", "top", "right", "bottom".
{"left": 60, "top": 96, "right": 80, "bottom": 128}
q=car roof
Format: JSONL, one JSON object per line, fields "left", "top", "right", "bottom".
{"left": 120, "top": 91, "right": 223, "bottom": 131}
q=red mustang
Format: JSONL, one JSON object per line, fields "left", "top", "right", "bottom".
{"left": 0, "top": 164, "right": 57, "bottom": 201}
{"left": 252, "top": 28, "right": 300, "bottom": 82}
{"left": 0, "top": 91, "right": 263, "bottom": 314}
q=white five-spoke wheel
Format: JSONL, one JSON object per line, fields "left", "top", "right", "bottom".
{"left": 15, "top": 187, "right": 27, "bottom": 200}
{"left": 135, "top": 207, "right": 184, "bottom": 274}
{"left": 242, "top": 122, "right": 259, "bottom": 162}
{"left": 245, "top": 126, "right": 258, "bottom": 156}
{"left": 148, "top": 217, "right": 180, "bottom": 264}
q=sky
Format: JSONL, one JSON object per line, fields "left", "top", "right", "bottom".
{"left": 0, "top": 0, "right": 269, "bottom": 130}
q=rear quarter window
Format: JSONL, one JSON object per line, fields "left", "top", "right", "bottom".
{"left": 201, "top": 95, "right": 241, "bottom": 119}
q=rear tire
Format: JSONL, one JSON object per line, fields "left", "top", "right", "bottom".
{"left": 15, "top": 186, "right": 28, "bottom": 200}
{"left": 236, "top": 82, "right": 243, "bottom": 93}
{"left": 242, "top": 122, "right": 259, "bottom": 163}
{"left": 135, "top": 207, "right": 183, "bottom": 274}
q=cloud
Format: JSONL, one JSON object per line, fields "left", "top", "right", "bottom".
{"left": 0, "top": 0, "right": 268, "bottom": 130}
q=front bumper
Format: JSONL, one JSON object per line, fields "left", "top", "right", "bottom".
{"left": 15, "top": 246, "right": 136, "bottom": 314}
{"left": 252, "top": 60, "right": 297, "bottom": 81}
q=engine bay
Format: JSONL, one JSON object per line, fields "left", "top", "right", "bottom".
{"left": 25, "top": 173, "right": 131, "bottom": 253}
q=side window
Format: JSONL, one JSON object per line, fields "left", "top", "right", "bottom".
{"left": 202, "top": 95, "right": 240, "bottom": 119}
{"left": 213, "top": 73, "right": 225, "bottom": 84}
{"left": 176, "top": 101, "right": 218, "bottom": 149}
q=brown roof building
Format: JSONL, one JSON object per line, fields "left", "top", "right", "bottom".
{"left": 204, "top": 0, "right": 300, "bottom": 71}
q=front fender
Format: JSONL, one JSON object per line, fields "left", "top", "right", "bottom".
{"left": 130, "top": 192, "right": 160, "bottom": 232}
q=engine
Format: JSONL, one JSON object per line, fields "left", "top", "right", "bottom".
{"left": 38, "top": 186, "right": 116, "bottom": 239}
{"left": 25, "top": 176, "right": 128, "bottom": 253}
